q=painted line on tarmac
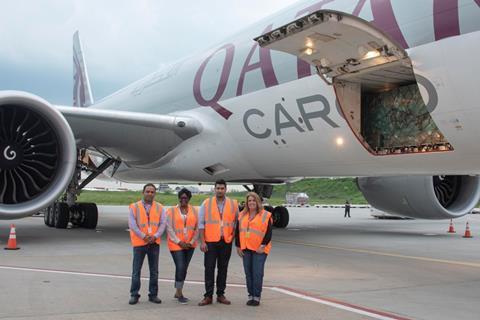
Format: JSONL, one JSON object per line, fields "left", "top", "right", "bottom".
{"left": 275, "top": 239, "right": 480, "bottom": 268}
{"left": 0, "top": 265, "right": 408, "bottom": 320}
{"left": 270, "top": 286, "right": 411, "bottom": 320}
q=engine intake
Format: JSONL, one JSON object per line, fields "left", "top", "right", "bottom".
{"left": 0, "top": 91, "right": 76, "bottom": 219}
{"left": 357, "top": 175, "right": 480, "bottom": 219}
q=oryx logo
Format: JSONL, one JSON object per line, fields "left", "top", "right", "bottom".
{"left": 3, "top": 146, "right": 16, "bottom": 161}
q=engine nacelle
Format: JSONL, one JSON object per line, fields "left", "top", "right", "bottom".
{"left": 0, "top": 91, "right": 76, "bottom": 219}
{"left": 357, "top": 175, "right": 480, "bottom": 219}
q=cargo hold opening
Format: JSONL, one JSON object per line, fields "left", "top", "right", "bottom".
{"left": 334, "top": 60, "right": 453, "bottom": 156}
{"left": 255, "top": 9, "right": 453, "bottom": 156}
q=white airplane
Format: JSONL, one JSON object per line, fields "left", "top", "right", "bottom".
{"left": 1, "top": 0, "right": 480, "bottom": 229}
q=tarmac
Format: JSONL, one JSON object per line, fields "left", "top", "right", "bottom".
{"left": 1, "top": 206, "right": 480, "bottom": 320}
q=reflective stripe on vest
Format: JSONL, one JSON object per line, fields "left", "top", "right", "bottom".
{"left": 134, "top": 202, "right": 162, "bottom": 229}
{"left": 239, "top": 210, "right": 271, "bottom": 254}
{"left": 204, "top": 197, "right": 237, "bottom": 243}
{"left": 167, "top": 205, "right": 198, "bottom": 251}
{"left": 129, "top": 201, "right": 163, "bottom": 247}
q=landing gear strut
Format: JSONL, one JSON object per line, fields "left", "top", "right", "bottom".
{"left": 244, "top": 184, "right": 290, "bottom": 228}
{"left": 44, "top": 150, "right": 118, "bottom": 229}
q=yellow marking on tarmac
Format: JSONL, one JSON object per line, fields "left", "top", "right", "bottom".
{"left": 276, "top": 239, "right": 480, "bottom": 268}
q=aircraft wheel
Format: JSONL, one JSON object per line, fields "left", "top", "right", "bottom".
{"left": 69, "top": 204, "right": 83, "bottom": 227}
{"left": 48, "top": 204, "right": 56, "bottom": 226}
{"left": 273, "top": 206, "right": 289, "bottom": 228}
{"left": 54, "top": 202, "right": 70, "bottom": 229}
{"left": 44, "top": 205, "right": 52, "bottom": 227}
{"left": 80, "top": 203, "right": 98, "bottom": 229}
{"left": 264, "top": 205, "right": 274, "bottom": 213}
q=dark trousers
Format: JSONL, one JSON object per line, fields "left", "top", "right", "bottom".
{"left": 242, "top": 250, "right": 267, "bottom": 299}
{"left": 344, "top": 208, "right": 351, "bottom": 217}
{"left": 170, "top": 248, "right": 195, "bottom": 289}
{"left": 204, "top": 240, "right": 232, "bottom": 297}
{"left": 130, "top": 243, "right": 159, "bottom": 298}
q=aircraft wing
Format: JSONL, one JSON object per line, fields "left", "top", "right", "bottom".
{"left": 57, "top": 106, "right": 202, "bottom": 166}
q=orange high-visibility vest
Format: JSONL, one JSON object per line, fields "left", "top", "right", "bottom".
{"left": 203, "top": 197, "right": 238, "bottom": 243}
{"left": 167, "top": 205, "right": 198, "bottom": 251}
{"left": 129, "top": 201, "right": 163, "bottom": 247}
{"left": 238, "top": 209, "right": 272, "bottom": 254}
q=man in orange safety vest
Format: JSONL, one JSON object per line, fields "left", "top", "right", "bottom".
{"left": 128, "top": 183, "right": 166, "bottom": 305}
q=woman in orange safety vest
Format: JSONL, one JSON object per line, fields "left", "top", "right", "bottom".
{"left": 235, "top": 192, "right": 272, "bottom": 307}
{"left": 166, "top": 188, "right": 199, "bottom": 304}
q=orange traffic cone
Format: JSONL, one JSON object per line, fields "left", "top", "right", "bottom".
{"left": 447, "top": 219, "right": 456, "bottom": 233}
{"left": 4, "top": 224, "right": 20, "bottom": 250}
{"left": 463, "top": 222, "right": 473, "bottom": 238}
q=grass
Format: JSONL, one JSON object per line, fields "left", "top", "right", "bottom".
{"left": 77, "top": 178, "right": 366, "bottom": 206}
{"left": 77, "top": 191, "right": 245, "bottom": 206}
{"left": 272, "top": 178, "right": 367, "bottom": 204}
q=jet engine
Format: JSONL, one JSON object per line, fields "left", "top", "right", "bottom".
{"left": 357, "top": 175, "right": 480, "bottom": 219}
{"left": 0, "top": 91, "right": 76, "bottom": 219}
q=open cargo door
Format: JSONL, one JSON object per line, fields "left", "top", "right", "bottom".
{"left": 255, "top": 10, "right": 452, "bottom": 156}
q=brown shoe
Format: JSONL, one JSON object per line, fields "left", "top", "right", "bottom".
{"left": 217, "top": 295, "right": 231, "bottom": 305}
{"left": 198, "top": 296, "right": 213, "bottom": 306}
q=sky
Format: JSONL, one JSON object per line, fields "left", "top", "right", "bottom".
{"left": 0, "top": 0, "right": 301, "bottom": 105}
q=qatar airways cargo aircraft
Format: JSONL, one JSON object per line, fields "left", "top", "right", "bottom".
{"left": 1, "top": 0, "right": 480, "bottom": 229}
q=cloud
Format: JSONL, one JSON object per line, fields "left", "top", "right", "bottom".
{"left": 0, "top": 0, "right": 301, "bottom": 104}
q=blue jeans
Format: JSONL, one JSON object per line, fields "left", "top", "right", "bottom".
{"left": 130, "top": 243, "right": 159, "bottom": 298}
{"left": 170, "top": 248, "right": 195, "bottom": 289}
{"left": 242, "top": 250, "right": 267, "bottom": 300}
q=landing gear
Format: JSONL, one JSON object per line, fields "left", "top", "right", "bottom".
{"left": 244, "top": 184, "right": 290, "bottom": 228}
{"left": 264, "top": 205, "right": 274, "bottom": 213}
{"left": 70, "top": 203, "right": 98, "bottom": 229}
{"left": 53, "top": 202, "right": 70, "bottom": 229}
{"left": 44, "top": 202, "right": 99, "bottom": 229}
{"left": 43, "top": 150, "right": 118, "bottom": 230}
{"left": 44, "top": 205, "right": 52, "bottom": 226}
{"left": 272, "top": 206, "right": 289, "bottom": 228}
{"left": 44, "top": 202, "right": 70, "bottom": 228}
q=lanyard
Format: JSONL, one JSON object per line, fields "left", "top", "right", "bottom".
{"left": 216, "top": 199, "right": 225, "bottom": 218}
{"left": 245, "top": 212, "right": 256, "bottom": 238}
{"left": 143, "top": 203, "right": 151, "bottom": 218}
{"left": 216, "top": 198, "right": 226, "bottom": 231}
{"left": 179, "top": 206, "right": 189, "bottom": 235}
{"left": 144, "top": 202, "right": 153, "bottom": 233}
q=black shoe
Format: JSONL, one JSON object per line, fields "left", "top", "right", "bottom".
{"left": 251, "top": 300, "right": 260, "bottom": 306}
{"left": 149, "top": 296, "right": 162, "bottom": 304}
{"left": 177, "top": 296, "right": 189, "bottom": 304}
{"left": 129, "top": 296, "right": 139, "bottom": 305}
{"left": 246, "top": 300, "right": 255, "bottom": 306}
